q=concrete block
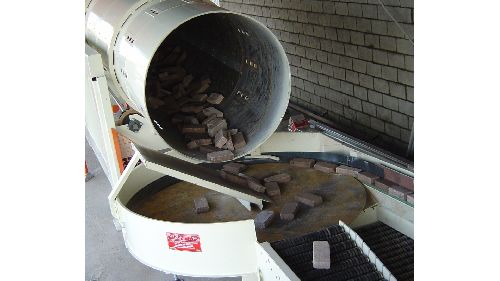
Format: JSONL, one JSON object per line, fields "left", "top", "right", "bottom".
{"left": 207, "top": 150, "right": 234, "bottom": 162}
{"left": 374, "top": 78, "right": 390, "bottom": 94}
{"left": 362, "top": 101, "right": 377, "bottom": 116}
{"left": 349, "top": 97, "right": 362, "bottom": 111}
{"left": 389, "top": 82, "right": 406, "bottom": 99}
{"left": 377, "top": 105, "right": 392, "bottom": 121}
{"left": 387, "top": 22, "right": 406, "bottom": 38}
{"left": 332, "top": 41, "right": 345, "bottom": 55}
{"left": 321, "top": 63, "right": 334, "bottom": 76}
{"left": 333, "top": 67, "right": 346, "bottom": 80}
{"left": 388, "top": 52, "right": 405, "bottom": 68}
{"left": 371, "top": 20, "right": 387, "bottom": 35}
{"left": 311, "top": 61, "right": 322, "bottom": 74}
{"left": 346, "top": 70, "right": 359, "bottom": 84}
{"left": 323, "top": 1, "right": 335, "bottom": 14}
{"left": 313, "top": 161, "right": 338, "bottom": 173}
{"left": 380, "top": 36, "right": 397, "bottom": 52}
{"left": 359, "top": 74, "right": 374, "bottom": 89}
{"left": 341, "top": 81, "right": 354, "bottom": 96}
{"left": 313, "top": 241, "right": 330, "bottom": 269}
{"left": 353, "top": 59, "right": 367, "bottom": 74}
{"left": 181, "top": 124, "right": 206, "bottom": 134}
{"left": 382, "top": 66, "right": 398, "bottom": 82}
{"left": 248, "top": 180, "right": 266, "bottom": 193}
{"left": 182, "top": 74, "right": 194, "bottom": 88}
{"left": 183, "top": 115, "right": 200, "bottom": 125}
{"left": 254, "top": 210, "right": 276, "bottom": 229}
{"left": 350, "top": 31, "right": 364, "bottom": 45}
{"left": 405, "top": 55, "right": 414, "bottom": 71}
{"left": 343, "top": 17, "right": 357, "bottom": 30}
{"left": 374, "top": 178, "right": 398, "bottom": 192}
{"left": 186, "top": 140, "right": 199, "bottom": 150}
{"left": 340, "top": 56, "right": 353, "bottom": 70}
{"left": 265, "top": 182, "right": 281, "bottom": 196}
{"left": 188, "top": 78, "right": 211, "bottom": 95}
{"left": 313, "top": 25, "right": 326, "bottom": 38}
{"left": 335, "top": 2, "right": 348, "bottom": 15}
{"left": 382, "top": 166, "right": 414, "bottom": 191}
{"left": 190, "top": 94, "right": 208, "bottom": 103}
{"left": 220, "top": 170, "right": 247, "bottom": 186}
{"left": 397, "top": 38, "right": 414, "bottom": 55}
{"left": 397, "top": 69, "right": 413, "bottom": 86}
{"left": 337, "top": 29, "right": 350, "bottom": 43}
{"left": 194, "top": 197, "right": 210, "bottom": 214}
{"left": 383, "top": 95, "right": 399, "bottom": 111}
{"left": 399, "top": 99, "right": 414, "bottom": 117}
{"left": 214, "top": 129, "right": 228, "bottom": 148}
{"left": 180, "top": 104, "right": 204, "bottom": 114}
{"left": 198, "top": 145, "right": 219, "bottom": 153}
{"left": 232, "top": 132, "right": 246, "bottom": 149}
{"left": 348, "top": 3, "right": 362, "bottom": 17}
{"left": 368, "top": 90, "right": 383, "bottom": 105}
{"left": 389, "top": 185, "right": 413, "bottom": 201}
{"left": 370, "top": 117, "right": 385, "bottom": 132}
{"left": 192, "top": 136, "right": 212, "bottom": 145}
{"left": 373, "top": 49, "right": 388, "bottom": 65}
{"left": 295, "top": 192, "right": 323, "bottom": 207}
{"left": 367, "top": 63, "right": 382, "bottom": 78}
{"left": 362, "top": 4, "right": 378, "bottom": 19}
{"left": 223, "top": 132, "right": 235, "bottom": 151}
{"left": 280, "top": 202, "right": 299, "bottom": 221}
{"left": 386, "top": 7, "right": 413, "bottom": 24}
{"left": 400, "top": 0, "right": 414, "bottom": 8}
{"left": 356, "top": 111, "right": 371, "bottom": 127}
{"left": 222, "top": 162, "right": 247, "bottom": 174}
{"left": 290, "top": 158, "right": 316, "bottom": 168}
{"left": 358, "top": 46, "right": 372, "bottom": 61}
{"left": 401, "top": 128, "right": 411, "bottom": 142}
{"left": 392, "top": 111, "right": 409, "bottom": 128}
{"left": 206, "top": 93, "right": 224, "bottom": 104}
{"left": 356, "top": 171, "right": 380, "bottom": 185}
{"left": 336, "top": 165, "right": 362, "bottom": 177}
{"left": 385, "top": 122, "right": 401, "bottom": 138}
{"left": 406, "top": 193, "right": 414, "bottom": 205}
{"left": 345, "top": 45, "right": 358, "bottom": 59}
{"left": 200, "top": 113, "right": 216, "bottom": 126}
{"left": 207, "top": 118, "right": 228, "bottom": 137}
{"left": 203, "top": 107, "right": 224, "bottom": 118}
{"left": 317, "top": 51, "right": 328, "bottom": 63}
{"left": 264, "top": 173, "right": 292, "bottom": 183}
{"left": 365, "top": 34, "right": 380, "bottom": 48}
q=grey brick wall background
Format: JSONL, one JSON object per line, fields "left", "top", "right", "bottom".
{"left": 220, "top": 0, "right": 414, "bottom": 157}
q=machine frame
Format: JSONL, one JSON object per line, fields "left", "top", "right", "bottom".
{"left": 86, "top": 40, "right": 413, "bottom": 280}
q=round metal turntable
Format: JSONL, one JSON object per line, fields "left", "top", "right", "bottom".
{"left": 127, "top": 163, "right": 367, "bottom": 242}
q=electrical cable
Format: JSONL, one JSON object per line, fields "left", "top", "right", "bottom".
{"left": 376, "top": 0, "right": 414, "bottom": 45}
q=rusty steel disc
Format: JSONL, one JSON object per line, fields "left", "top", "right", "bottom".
{"left": 127, "top": 163, "right": 367, "bottom": 242}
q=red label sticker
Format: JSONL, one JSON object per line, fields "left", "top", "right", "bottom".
{"left": 166, "top": 232, "right": 202, "bottom": 252}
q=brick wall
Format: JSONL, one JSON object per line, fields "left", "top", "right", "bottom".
{"left": 220, "top": 0, "right": 414, "bottom": 157}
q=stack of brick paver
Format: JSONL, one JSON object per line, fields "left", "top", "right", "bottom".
{"left": 145, "top": 45, "right": 247, "bottom": 162}
{"left": 298, "top": 156, "right": 414, "bottom": 205}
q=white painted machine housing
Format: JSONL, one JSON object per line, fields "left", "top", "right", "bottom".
{"left": 111, "top": 157, "right": 260, "bottom": 278}
{"left": 86, "top": 0, "right": 291, "bottom": 162}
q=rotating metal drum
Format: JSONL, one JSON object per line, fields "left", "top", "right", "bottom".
{"left": 85, "top": 0, "right": 291, "bottom": 162}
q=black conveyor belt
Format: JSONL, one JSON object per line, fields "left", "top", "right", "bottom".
{"left": 270, "top": 225, "right": 385, "bottom": 281}
{"left": 355, "top": 222, "right": 414, "bottom": 281}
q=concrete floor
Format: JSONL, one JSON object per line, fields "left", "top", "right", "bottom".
{"left": 85, "top": 140, "right": 239, "bottom": 281}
